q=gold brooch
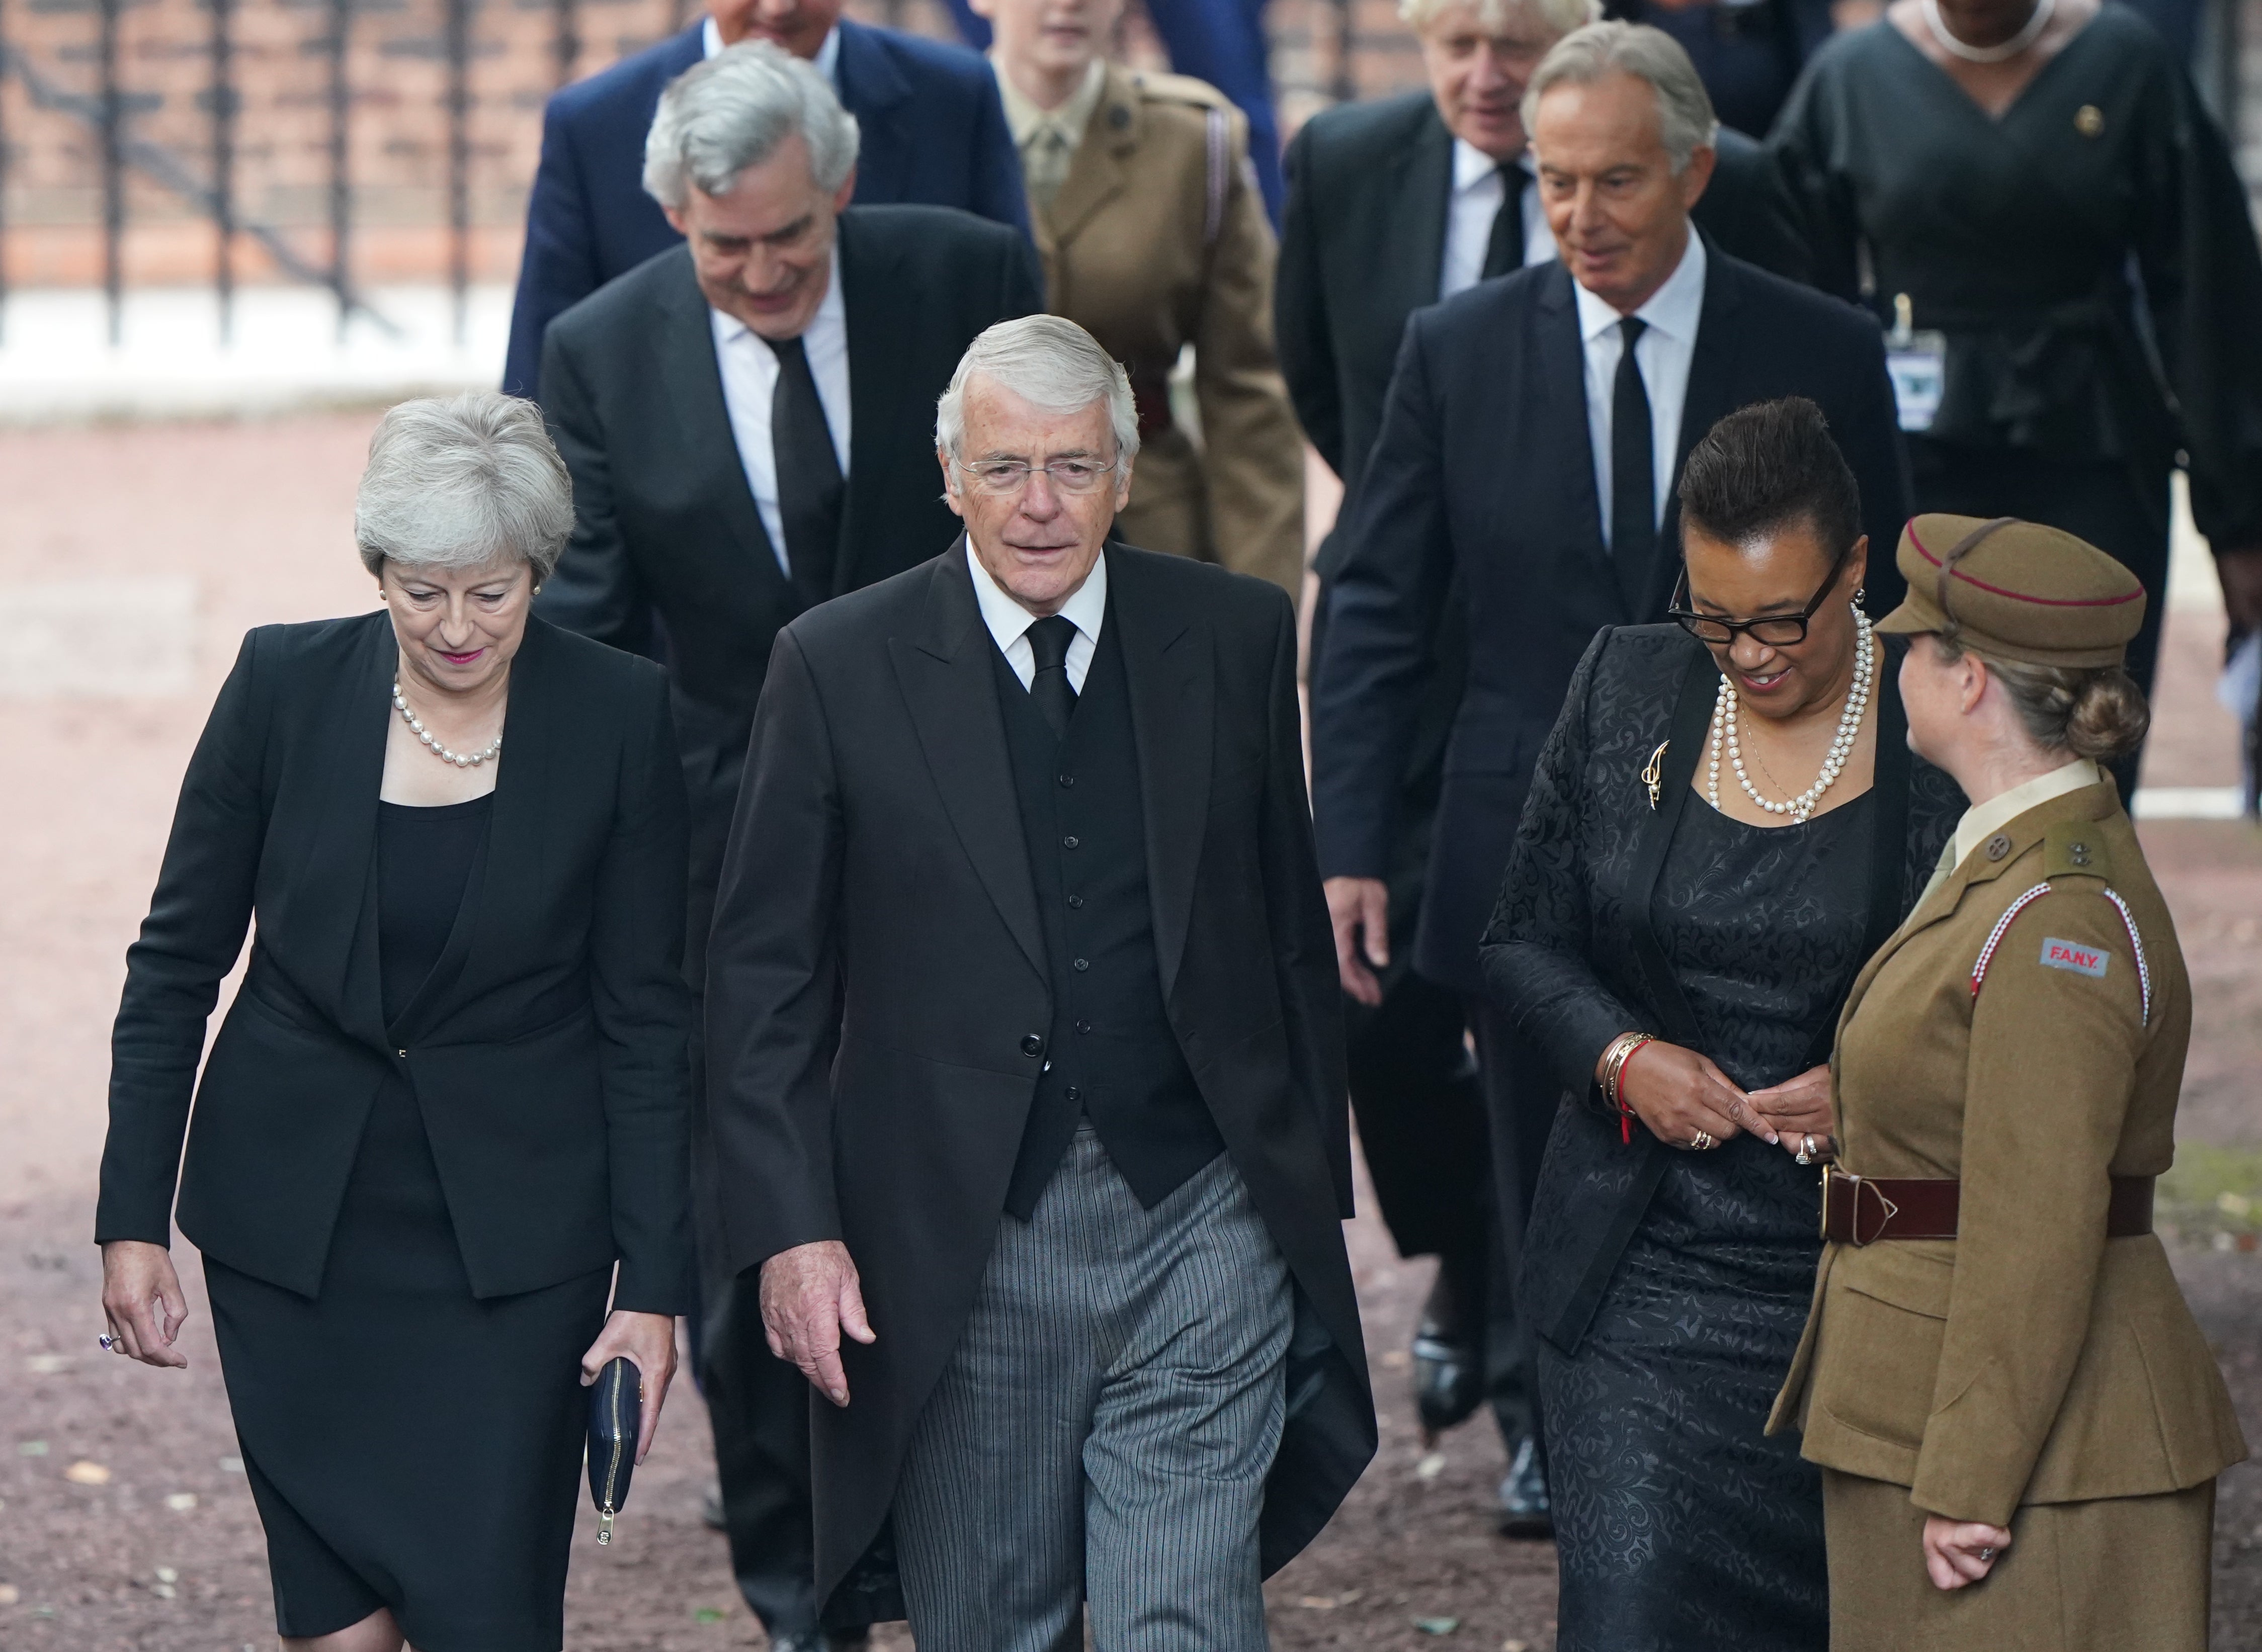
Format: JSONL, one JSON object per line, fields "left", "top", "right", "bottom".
{"left": 1643, "top": 740, "right": 1669, "bottom": 810}
{"left": 2075, "top": 104, "right": 2105, "bottom": 137}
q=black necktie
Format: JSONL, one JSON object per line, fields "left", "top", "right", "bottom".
{"left": 1026, "top": 616, "right": 1078, "bottom": 739}
{"left": 1480, "top": 162, "right": 1528, "bottom": 281}
{"left": 768, "top": 333, "right": 844, "bottom": 610}
{"left": 1610, "top": 316, "right": 1656, "bottom": 593}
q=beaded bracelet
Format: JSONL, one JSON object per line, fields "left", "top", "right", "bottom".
{"left": 1599, "top": 1032, "right": 1655, "bottom": 1145}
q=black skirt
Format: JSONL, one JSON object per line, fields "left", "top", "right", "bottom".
{"left": 206, "top": 1070, "right": 609, "bottom": 1649}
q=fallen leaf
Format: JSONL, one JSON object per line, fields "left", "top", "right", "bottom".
{"left": 152, "top": 1584, "right": 176, "bottom": 1600}
{"left": 1504, "top": 1641, "right": 1531, "bottom": 1651}
{"left": 64, "top": 1460, "right": 111, "bottom": 1486}
{"left": 154, "top": 1567, "right": 179, "bottom": 1585}
{"left": 1413, "top": 1617, "right": 1460, "bottom": 1635}
{"left": 24, "top": 1355, "right": 71, "bottom": 1375}
{"left": 1295, "top": 1595, "right": 1336, "bottom": 1610}
{"left": 16, "top": 1441, "right": 48, "bottom": 1457}
{"left": 219, "top": 1456, "right": 244, "bottom": 1474}
{"left": 165, "top": 1493, "right": 198, "bottom": 1513}
{"left": 0, "top": 1584, "right": 18, "bottom": 1605}
{"left": 1338, "top": 1589, "right": 1364, "bottom": 1604}
{"left": 1414, "top": 1451, "right": 1447, "bottom": 1483}
{"left": 694, "top": 1606, "right": 728, "bottom": 1623}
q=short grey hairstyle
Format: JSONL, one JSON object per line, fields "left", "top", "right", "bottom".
{"left": 1399, "top": 0, "right": 1601, "bottom": 39}
{"left": 1521, "top": 21, "right": 1718, "bottom": 174}
{"left": 935, "top": 316, "right": 1141, "bottom": 470}
{"left": 354, "top": 392, "right": 574, "bottom": 582}
{"left": 643, "top": 41, "right": 861, "bottom": 209}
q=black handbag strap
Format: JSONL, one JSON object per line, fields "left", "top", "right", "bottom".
{"left": 1542, "top": 643, "right": 1715, "bottom": 1353}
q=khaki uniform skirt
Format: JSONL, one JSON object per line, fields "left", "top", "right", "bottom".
{"left": 1822, "top": 1468, "right": 2214, "bottom": 1652}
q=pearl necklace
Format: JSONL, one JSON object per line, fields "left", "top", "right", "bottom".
{"left": 1921, "top": 0, "right": 2053, "bottom": 62}
{"left": 1707, "top": 605, "right": 1873, "bottom": 823}
{"left": 392, "top": 679, "right": 502, "bottom": 769}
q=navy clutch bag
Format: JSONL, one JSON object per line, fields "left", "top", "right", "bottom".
{"left": 587, "top": 1357, "right": 641, "bottom": 1546}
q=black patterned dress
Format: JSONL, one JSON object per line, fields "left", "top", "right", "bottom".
{"left": 1480, "top": 625, "right": 1960, "bottom": 1651}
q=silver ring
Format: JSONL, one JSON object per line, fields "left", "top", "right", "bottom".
{"left": 1796, "top": 1133, "right": 1818, "bottom": 1165}
{"left": 98, "top": 1333, "right": 118, "bottom": 1351}
{"left": 1977, "top": 1546, "right": 1997, "bottom": 1562}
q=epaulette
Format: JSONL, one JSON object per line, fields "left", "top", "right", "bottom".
{"left": 2042, "top": 818, "right": 2113, "bottom": 882}
{"left": 1129, "top": 70, "right": 1233, "bottom": 111}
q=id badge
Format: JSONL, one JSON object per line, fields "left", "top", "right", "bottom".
{"left": 1884, "top": 293, "right": 1946, "bottom": 434}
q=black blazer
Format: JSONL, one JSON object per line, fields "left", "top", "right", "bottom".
{"left": 1308, "top": 245, "right": 1910, "bottom": 995}
{"left": 536, "top": 207, "right": 1044, "bottom": 896}
{"left": 1276, "top": 89, "right": 1814, "bottom": 523}
{"left": 704, "top": 544, "right": 1375, "bottom": 1617}
{"left": 499, "top": 17, "right": 1030, "bottom": 399}
{"left": 95, "top": 612, "right": 695, "bottom": 1313}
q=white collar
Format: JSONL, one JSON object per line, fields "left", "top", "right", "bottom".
{"left": 965, "top": 538, "right": 1109, "bottom": 648}
{"left": 704, "top": 16, "right": 841, "bottom": 81}
{"left": 1951, "top": 757, "right": 2103, "bottom": 870}
{"left": 1573, "top": 227, "right": 1707, "bottom": 344}
{"left": 1452, "top": 137, "right": 1528, "bottom": 194}
{"left": 710, "top": 245, "right": 846, "bottom": 345}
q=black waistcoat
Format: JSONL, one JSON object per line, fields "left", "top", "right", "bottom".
{"left": 991, "top": 614, "right": 1224, "bottom": 1219}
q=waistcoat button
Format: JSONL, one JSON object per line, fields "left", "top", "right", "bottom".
{"left": 1062, "top": 835, "right": 1079, "bottom": 849}
{"left": 1021, "top": 1034, "right": 1044, "bottom": 1057}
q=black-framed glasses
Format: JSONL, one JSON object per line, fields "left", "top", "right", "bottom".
{"left": 1667, "top": 539, "right": 1854, "bottom": 648}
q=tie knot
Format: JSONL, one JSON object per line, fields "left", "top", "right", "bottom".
{"left": 767, "top": 333, "right": 808, "bottom": 365}
{"left": 1497, "top": 160, "right": 1525, "bottom": 197}
{"left": 1027, "top": 615, "right": 1077, "bottom": 672}
{"left": 1620, "top": 315, "right": 1647, "bottom": 350}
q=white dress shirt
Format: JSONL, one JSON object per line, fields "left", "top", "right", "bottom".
{"left": 1573, "top": 229, "right": 1707, "bottom": 544}
{"left": 709, "top": 251, "right": 852, "bottom": 576}
{"left": 704, "top": 15, "right": 841, "bottom": 81}
{"left": 967, "top": 541, "right": 1107, "bottom": 692}
{"left": 1439, "top": 139, "right": 1551, "bottom": 300}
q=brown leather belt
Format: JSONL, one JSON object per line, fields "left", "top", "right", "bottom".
{"left": 1127, "top": 369, "right": 1173, "bottom": 440}
{"left": 1821, "top": 1165, "right": 2154, "bottom": 1246}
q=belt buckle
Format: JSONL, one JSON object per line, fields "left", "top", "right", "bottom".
{"left": 1821, "top": 1165, "right": 1900, "bottom": 1247}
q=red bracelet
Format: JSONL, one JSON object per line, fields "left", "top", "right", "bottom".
{"left": 1601, "top": 1033, "right": 1655, "bottom": 1145}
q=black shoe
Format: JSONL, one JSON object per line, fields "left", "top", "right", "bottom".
{"left": 1496, "top": 1433, "right": 1552, "bottom": 1539}
{"left": 700, "top": 1480, "right": 726, "bottom": 1531}
{"left": 1411, "top": 1263, "right": 1485, "bottom": 1436}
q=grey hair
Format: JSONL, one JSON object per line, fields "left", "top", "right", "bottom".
{"left": 644, "top": 41, "right": 860, "bottom": 209}
{"left": 934, "top": 316, "right": 1141, "bottom": 470}
{"left": 1400, "top": 0, "right": 1601, "bottom": 39}
{"left": 354, "top": 392, "right": 574, "bottom": 583}
{"left": 1521, "top": 20, "right": 1718, "bottom": 173}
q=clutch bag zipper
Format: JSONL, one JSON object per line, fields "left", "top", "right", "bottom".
{"left": 596, "top": 1368, "right": 633, "bottom": 1545}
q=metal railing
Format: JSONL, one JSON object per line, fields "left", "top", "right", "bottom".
{"left": 0, "top": 0, "right": 618, "bottom": 348}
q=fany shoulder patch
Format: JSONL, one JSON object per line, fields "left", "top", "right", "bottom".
{"left": 2040, "top": 936, "right": 2110, "bottom": 978}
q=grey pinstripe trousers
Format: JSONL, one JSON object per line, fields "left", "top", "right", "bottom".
{"left": 893, "top": 1125, "right": 1294, "bottom": 1652}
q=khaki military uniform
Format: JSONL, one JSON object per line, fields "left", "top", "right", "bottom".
{"left": 1768, "top": 777, "right": 2246, "bottom": 1649}
{"left": 1003, "top": 61, "right": 1304, "bottom": 598}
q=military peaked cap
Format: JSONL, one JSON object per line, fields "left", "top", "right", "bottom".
{"left": 1876, "top": 513, "right": 2145, "bottom": 668}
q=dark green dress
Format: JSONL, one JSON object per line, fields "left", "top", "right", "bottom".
{"left": 1770, "top": 7, "right": 2262, "bottom": 700}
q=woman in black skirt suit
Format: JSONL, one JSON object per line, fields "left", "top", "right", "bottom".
{"left": 1480, "top": 400, "right": 1962, "bottom": 1650}
{"left": 94, "top": 392, "right": 694, "bottom": 1652}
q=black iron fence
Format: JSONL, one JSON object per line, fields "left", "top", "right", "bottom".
{"left": 0, "top": 0, "right": 700, "bottom": 346}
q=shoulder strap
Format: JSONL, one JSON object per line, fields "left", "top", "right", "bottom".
{"left": 1202, "top": 107, "right": 1230, "bottom": 249}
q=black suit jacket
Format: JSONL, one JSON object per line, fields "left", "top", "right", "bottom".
{"left": 705, "top": 543, "right": 1375, "bottom": 1617}
{"left": 1309, "top": 246, "right": 1910, "bottom": 995}
{"left": 536, "top": 205, "right": 1044, "bottom": 946}
{"left": 1276, "top": 89, "right": 1813, "bottom": 518}
{"left": 500, "top": 18, "right": 1030, "bottom": 398}
{"left": 96, "top": 612, "right": 695, "bottom": 1312}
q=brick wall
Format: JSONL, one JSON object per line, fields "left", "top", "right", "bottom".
{"left": 0, "top": 0, "right": 2254, "bottom": 290}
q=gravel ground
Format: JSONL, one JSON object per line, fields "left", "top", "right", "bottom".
{"left": 1, "top": 413, "right": 2255, "bottom": 1649}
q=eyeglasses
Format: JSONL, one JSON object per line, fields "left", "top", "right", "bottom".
{"left": 1667, "top": 540, "right": 1853, "bottom": 648}
{"left": 954, "top": 457, "right": 1120, "bottom": 497}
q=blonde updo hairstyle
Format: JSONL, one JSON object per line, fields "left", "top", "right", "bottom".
{"left": 1932, "top": 635, "right": 2150, "bottom": 764}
